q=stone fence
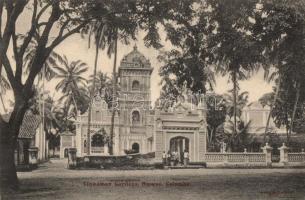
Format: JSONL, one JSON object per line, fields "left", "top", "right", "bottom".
{"left": 278, "top": 143, "right": 305, "bottom": 166}
{"left": 204, "top": 143, "right": 305, "bottom": 167}
{"left": 204, "top": 143, "right": 272, "bottom": 167}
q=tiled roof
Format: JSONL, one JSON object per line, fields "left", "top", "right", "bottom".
{"left": 1, "top": 111, "right": 41, "bottom": 139}
{"left": 19, "top": 112, "right": 41, "bottom": 139}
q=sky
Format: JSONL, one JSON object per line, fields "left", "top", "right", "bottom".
{"left": 49, "top": 31, "right": 274, "bottom": 102}
{"left": 0, "top": 5, "right": 274, "bottom": 113}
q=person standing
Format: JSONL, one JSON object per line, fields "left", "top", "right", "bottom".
{"left": 162, "top": 151, "right": 167, "bottom": 166}
{"left": 167, "top": 150, "right": 171, "bottom": 166}
{"left": 183, "top": 150, "right": 189, "bottom": 167}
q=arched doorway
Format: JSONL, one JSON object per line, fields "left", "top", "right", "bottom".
{"left": 132, "top": 143, "right": 140, "bottom": 153}
{"left": 91, "top": 133, "right": 106, "bottom": 154}
{"left": 170, "top": 137, "right": 189, "bottom": 161}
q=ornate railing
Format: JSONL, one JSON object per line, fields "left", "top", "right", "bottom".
{"left": 287, "top": 153, "right": 305, "bottom": 162}
{"left": 204, "top": 152, "right": 266, "bottom": 164}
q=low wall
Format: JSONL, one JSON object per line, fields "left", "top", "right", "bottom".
{"left": 76, "top": 152, "right": 156, "bottom": 169}
{"left": 285, "top": 153, "right": 305, "bottom": 166}
{"left": 204, "top": 152, "right": 268, "bottom": 167}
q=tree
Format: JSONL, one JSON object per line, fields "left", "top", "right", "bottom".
{"left": 0, "top": 74, "right": 10, "bottom": 113}
{"left": 261, "top": 75, "right": 305, "bottom": 144}
{"left": 255, "top": 0, "right": 305, "bottom": 142}
{"left": 0, "top": 0, "right": 93, "bottom": 190}
{"left": 223, "top": 91, "right": 250, "bottom": 120}
{"left": 54, "top": 56, "right": 89, "bottom": 118}
{"left": 255, "top": 0, "right": 305, "bottom": 144}
{"left": 88, "top": 71, "right": 111, "bottom": 98}
{"left": 207, "top": 0, "right": 263, "bottom": 138}
{"left": 206, "top": 93, "right": 226, "bottom": 151}
{"left": 158, "top": 0, "right": 215, "bottom": 96}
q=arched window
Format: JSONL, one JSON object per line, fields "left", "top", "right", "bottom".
{"left": 132, "top": 143, "right": 140, "bottom": 153}
{"left": 132, "top": 80, "right": 140, "bottom": 91}
{"left": 132, "top": 110, "right": 140, "bottom": 124}
{"left": 91, "top": 134, "right": 105, "bottom": 147}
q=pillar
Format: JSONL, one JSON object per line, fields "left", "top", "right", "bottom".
{"left": 278, "top": 143, "right": 289, "bottom": 166}
{"left": 28, "top": 147, "right": 39, "bottom": 169}
{"left": 261, "top": 143, "right": 273, "bottom": 167}
{"left": 68, "top": 148, "right": 77, "bottom": 169}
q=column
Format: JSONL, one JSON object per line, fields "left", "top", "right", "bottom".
{"left": 261, "top": 143, "right": 273, "bottom": 167}
{"left": 278, "top": 143, "right": 289, "bottom": 166}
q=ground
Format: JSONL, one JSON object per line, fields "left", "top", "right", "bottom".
{"left": 2, "top": 159, "right": 305, "bottom": 200}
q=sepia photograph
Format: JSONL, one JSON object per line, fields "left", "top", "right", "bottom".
{"left": 1, "top": 0, "right": 305, "bottom": 199}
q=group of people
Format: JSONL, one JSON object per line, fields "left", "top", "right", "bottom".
{"left": 162, "top": 150, "right": 189, "bottom": 167}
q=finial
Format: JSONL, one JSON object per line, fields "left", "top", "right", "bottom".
{"left": 133, "top": 44, "right": 138, "bottom": 51}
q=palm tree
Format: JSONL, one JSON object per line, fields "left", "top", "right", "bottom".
{"left": 223, "top": 91, "right": 249, "bottom": 120}
{"left": 217, "top": 66, "right": 255, "bottom": 136}
{"left": 84, "top": 19, "right": 113, "bottom": 155}
{"left": 84, "top": 13, "right": 127, "bottom": 155}
{"left": 54, "top": 55, "right": 88, "bottom": 118}
{"left": 0, "top": 74, "right": 10, "bottom": 113}
{"left": 262, "top": 64, "right": 281, "bottom": 142}
{"left": 23, "top": 36, "right": 65, "bottom": 159}
{"left": 88, "top": 71, "right": 111, "bottom": 97}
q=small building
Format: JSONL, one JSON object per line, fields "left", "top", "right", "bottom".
{"left": 242, "top": 102, "right": 286, "bottom": 135}
{"left": 4, "top": 111, "right": 48, "bottom": 168}
{"left": 60, "top": 131, "right": 76, "bottom": 159}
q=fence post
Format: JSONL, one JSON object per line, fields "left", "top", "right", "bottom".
{"left": 278, "top": 143, "right": 289, "bottom": 166}
{"left": 302, "top": 149, "right": 305, "bottom": 162}
{"left": 244, "top": 148, "right": 249, "bottom": 166}
{"left": 261, "top": 143, "right": 272, "bottom": 167}
{"left": 224, "top": 153, "right": 228, "bottom": 167}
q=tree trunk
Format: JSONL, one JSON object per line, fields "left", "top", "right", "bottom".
{"left": 0, "top": 97, "right": 28, "bottom": 191}
{"left": 0, "top": 122, "right": 19, "bottom": 191}
{"left": 288, "top": 82, "right": 301, "bottom": 144}
{"left": 264, "top": 77, "right": 281, "bottom": 143}
{"left": 72, "top": 95, "right": 78, "bottom": 118}
{"left": 86, "top": 38, "right": 100, "bottom": 155}
{"left": 110, "top": 29, "right": 118, "bottom": 155}
{"left": 0, "top": 93, "right": 7, "bottom": 113}
{"left": 232, "top": 70, "right": 237, "bottom": 136}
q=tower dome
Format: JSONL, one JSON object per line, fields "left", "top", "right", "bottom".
{"left": 119, "top": 45, "right": 151, "bottom": 68}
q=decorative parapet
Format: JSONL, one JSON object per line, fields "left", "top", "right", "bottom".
{"left": 204, "top": 143, "right": 273, "bottom": 167}
{"left": 204, "top": 152, "right": 266, "bottom": 165}
{"left": 286, "top": 148, "right": 305, "bottom": 166}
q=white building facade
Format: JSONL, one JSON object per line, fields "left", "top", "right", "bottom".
{"left": 74, "top": 46, "right": 208, "bottom": 162}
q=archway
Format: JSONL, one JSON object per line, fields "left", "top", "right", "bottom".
{"left": 91, "top": 134, "right": 105, "bottom": 147}
{"left": 170, "top": 136, "right": 189, "bottom": 162}
{"left": 91, "top": 133, "right": 106, "bottom": 154}
{"left": 132, "top": 143, "right": 140, "bottom": 153}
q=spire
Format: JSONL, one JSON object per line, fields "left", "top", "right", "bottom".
{"left": 133, "top": 44, "right": 138, "bottom": 51}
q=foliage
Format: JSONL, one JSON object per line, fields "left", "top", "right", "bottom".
{"left": 216, "top": 118, "right": 253, "bottom": 152}
{"left": 223, "top": 91, "right": 249, "bottom": 119}
{"left": 158, "top": 0, "right": 215, "bottom": 97}
{"left": 54, "top": 56, "right": 89, "bottom": 118}
{"left": 205, "top": 93, "right": 226, "bottom": 151}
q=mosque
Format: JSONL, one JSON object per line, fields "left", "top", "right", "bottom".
{"left": 71, "top": 46, "right": 208, "bottom": 162}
